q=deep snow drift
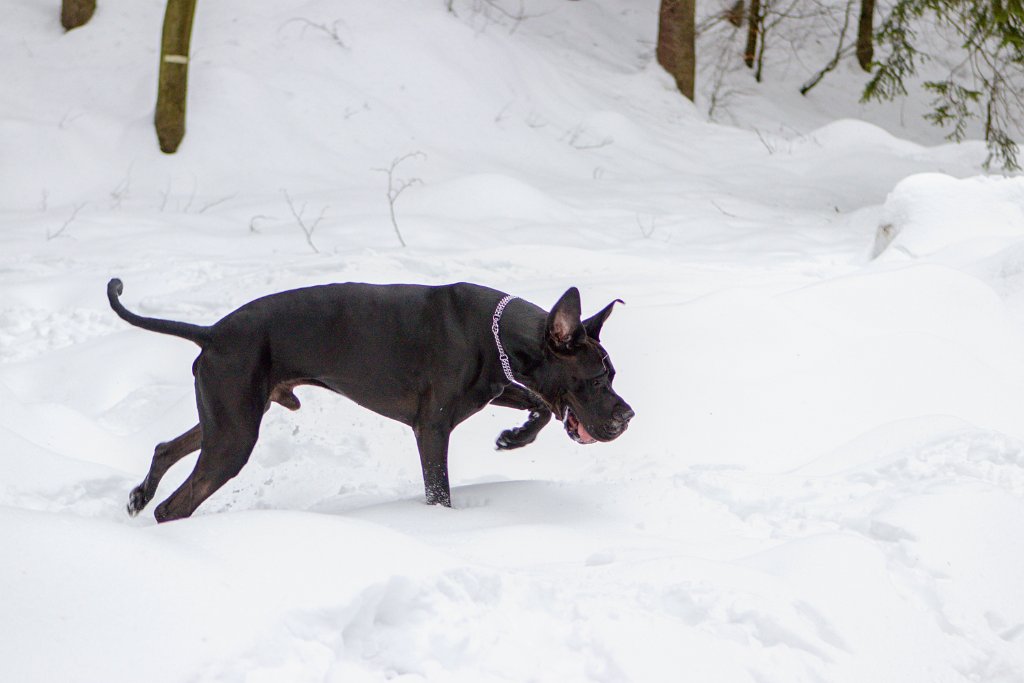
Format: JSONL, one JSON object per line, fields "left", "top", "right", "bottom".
{"left": 2, "top": 1, "right": 1023, "bottom": 681}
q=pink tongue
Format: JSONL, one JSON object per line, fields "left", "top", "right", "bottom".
{"left": 576, "top": 421, "right": 597, "bottom": 444}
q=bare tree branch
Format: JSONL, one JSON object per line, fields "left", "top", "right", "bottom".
{"left": 47, "top": 203, "right": 86, "bottom": 241}
{"left": 280, "top": 17, "right": 347, "bottom": 48}
{"left": 800, "top": 0, "right": 856, "bottom": 95}
{"left": 282, "top": 190, "right": 327, "bottom": 253}
{"left": 198, "top": 193, "right": 238, "bottom": 214}
{"left": 373, "top": 151, "right": 426, "bottom": 248}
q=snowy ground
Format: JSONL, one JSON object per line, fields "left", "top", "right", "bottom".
{"left": 2, "top": 1, "right": 1024, "bottom": 681}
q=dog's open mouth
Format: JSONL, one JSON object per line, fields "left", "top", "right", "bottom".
{"left": 563, "top": 407, "right": 597, "bottom": 445}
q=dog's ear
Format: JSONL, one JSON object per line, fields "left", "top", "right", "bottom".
{"left": 546, "top": 287, "right": 585, "bottom": 351}
{"left": 583, "top": 299, "right": 624, "bottom": 342}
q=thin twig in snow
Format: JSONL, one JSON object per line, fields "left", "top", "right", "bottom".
{"left": 109, "top": 171, "right": 132, "bottom": 209}
{"left": 373, "top": 151, "right": 426, "bottom": 248}
{"left": 636, "top": 214, "right": 656, "bottom": 238}
{"left": 249, "top": 215, "right": 273, "bottom": 233}
{"left": 281, "top": 17, "right": 347, "bottom": 48}
{"left": 198, "top": 193, "right": 238, "bottom": 214}
{"left": 159, "top": 181, "right": 172, "bottom": 212}
{"left": 182, "top": 176, "right": 198, "bottom": 213}
{"left": 282, "top": 190, "right": 327, "bottom": 254}
{"left": 754, "top": 127, "right": 777, "bottom": 154}
{"left": 710, "top": 199, "right": 740, "bottom": 218}
{"left": 47, "top": 203, "right": 86, "bottom": 241}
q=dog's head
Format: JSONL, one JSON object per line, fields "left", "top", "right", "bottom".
{"left": 531, "top": 288, "right": 634, "bottom": 444}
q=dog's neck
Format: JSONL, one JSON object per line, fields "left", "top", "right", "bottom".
{"left": 491, "top": 295, "right": 547, "bottom": 391}
{"left": 491, "top": 295, "right": 523, "bottom": 386}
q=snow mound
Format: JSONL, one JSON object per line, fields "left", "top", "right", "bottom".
{"left": 404, "top": 173, "right": 571, "bottom": 223}
{"left": 809, "top": 118, "right": 923, "bottom": 154}
{"left": 873, "top": 173, "right": 1024, "bottom": 259}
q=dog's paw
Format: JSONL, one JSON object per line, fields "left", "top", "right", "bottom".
{"left": 497, "top": 410, "right": 552, "bottom": 450}
{"left": 126, "top": 486, "right": 148, "bottom": 517}
{"left": 496, "top": 427, "right": 531, "bottom": 450}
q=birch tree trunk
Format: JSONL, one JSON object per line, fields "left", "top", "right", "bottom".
{"left": 155, "top": 0, "right": 198, "bottom": 154}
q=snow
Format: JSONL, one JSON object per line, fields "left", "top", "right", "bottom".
{"left": 2, "top": 0, "right": 1024, "bottom": 681}
{"left": 873, "top": 174, "right": 1024, "bottom": 259}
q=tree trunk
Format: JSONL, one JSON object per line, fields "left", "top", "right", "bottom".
{"left": 755, "top": 26, "right": 767, "bottom": 82}
{"left": 744, "top": 0, "right": 761, "bottom": 69}
{"left": 61, "top": 0, "right": 96, "bottom": 31}
{"left": 856, "top": 0, "right": 875, "bottom": 71}
{"left": 656, "top": 0, "right": 696, "bottom": 101}
{"left": 155, "top": 0, "right": 198, "bottom": 154}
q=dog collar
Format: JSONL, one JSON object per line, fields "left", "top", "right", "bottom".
{"left": 491, "top": 294, "right": 523, "bottom": 386}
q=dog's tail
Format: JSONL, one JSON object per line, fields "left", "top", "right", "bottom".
{"left": 107, "top": 278, "right": 213, "bottom": 347}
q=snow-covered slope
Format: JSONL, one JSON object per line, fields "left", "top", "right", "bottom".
{"left": 2, "top": 1, "right": 1023, "bottom": 681}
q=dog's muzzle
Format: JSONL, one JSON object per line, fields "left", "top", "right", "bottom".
{"left": 564, "top": 404, "right": 634, "bottom": 444}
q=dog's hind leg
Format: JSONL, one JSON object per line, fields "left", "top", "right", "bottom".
{"left": 490, "top": 384, "right": 552, "bottom": 450}
{"left": 152, "top": 354, "right": 269, "bottom": 522}
{"left": 153, "top": 415, "right": 261, "bottom": 522}
{"left": 127, "top": 424, "right": 202, "bottom": 517}
{"left": 126, "top": 381, "right": 302, "bottom": 518}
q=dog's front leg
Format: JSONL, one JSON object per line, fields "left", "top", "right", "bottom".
{"left": 491, "top": 384, "right": 552, "bottom": 450}
{"left": 414, "top": 423, "right": 452, "bottom": 507}
{"left": 495, "top": 409, "right": 551, "bottom": 450}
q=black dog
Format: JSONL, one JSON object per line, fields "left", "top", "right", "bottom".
{"left": 107, "top": 279, "right": 633, "bottom": 522}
